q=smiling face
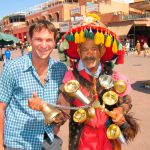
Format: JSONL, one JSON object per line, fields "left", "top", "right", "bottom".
{"left": 30, "top": 28, "right": 55, "bottom": 61}
{"left": 78, "top": 39, "right": 105, "bottom": 73}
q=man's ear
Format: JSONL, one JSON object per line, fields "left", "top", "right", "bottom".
{"left": 100, "top": 45, "right": 106, "bottom": 58}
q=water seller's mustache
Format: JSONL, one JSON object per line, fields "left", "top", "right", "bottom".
{"left": 83, "top": 57, "right": 95, "bottom": 61}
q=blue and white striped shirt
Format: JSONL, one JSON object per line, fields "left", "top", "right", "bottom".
{"left": 0, "top": 53, "right": 67, "bottom": 150}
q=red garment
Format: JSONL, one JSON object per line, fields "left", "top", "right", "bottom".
{"left": 116, "top": 49, "right": 125, "bottom": 64}
{"left": 63, "top": 70, "right": 113, "bottom": 150}
{"left": 78, "top": 109, "right": 113, "bottom": 150}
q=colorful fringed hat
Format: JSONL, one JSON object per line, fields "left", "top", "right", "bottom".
{"left": 59, "top": 13, "right": 125, "bottom": 64}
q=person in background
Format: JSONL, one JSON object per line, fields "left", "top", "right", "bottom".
{"left": 135, "top": 40, "right": 141, "bottom": 56}
{"left": 125, "top": 40, "right": 130, "bottom": 55}
{"left": 0, "top": 19, "right": 67, "bottom": 150}
{"left": 20, "top": 44, "right": 25, "bottom": 56}
{"left": 3, "top": 45, "right": 11, "bottom": 66}
{"left": 27, "top": 44, "right": 32, "bottom": 52}
{"left": 143, "top": 41, "right": 150, "bottom": 57}
{"left": 4, "top": 45, "right": 11, "bottom": 60}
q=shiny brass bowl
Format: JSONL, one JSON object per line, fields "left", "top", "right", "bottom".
{"left": 64, "top": 80, "right": 80, "bottom": 96}
{"left": 107, "top": 124, "right": 121, "bottom": 139}
{"left": 102, "top": 91, "right": 118, "bottom": 105}
{"left": 64, "top": 80, "right": 90, "bottom": 105}
{"left": 99, "top": 74, "right": 114, "bottom": 89}
{"left": 73, "top": 109, "right": 87, "bottom": 123}
{"left": 114, "top": 80, "right": 127, "bottom": 94}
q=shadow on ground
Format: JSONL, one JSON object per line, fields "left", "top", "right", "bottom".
{"left": 131, "top": 80, "right": 150, "bottom": 94}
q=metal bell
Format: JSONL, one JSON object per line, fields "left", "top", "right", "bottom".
{"left": 87, "top": 107, "right": 95, "bottom": 118}
{"left": 40, "top": 103, "right": 62, "bottom": 125}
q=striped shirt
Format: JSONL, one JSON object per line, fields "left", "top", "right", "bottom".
{"left": 0, "top": 52, "right": 67, "bottom": 150}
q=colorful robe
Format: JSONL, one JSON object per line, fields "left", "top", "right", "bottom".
{"left": 58, "top": 65, "right": 132, "bottom": 150}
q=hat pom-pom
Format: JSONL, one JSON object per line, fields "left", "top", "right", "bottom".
{"left": 74, "top": 31, "right": 80, "bottom": 44}
{"left": 89, "top": 28, "right": 94, "bottom": 39}
{"left": 84, "top": 28, "right": 89, "bottom": 38}
{"left": 70, "top": 32, "right": 74, "bottom": 42}
{"left": 118, "top": 40, "right": 123, "bottom": 50}
{"left": 59, "top": 39, "right": 69, "bottom": 51}
{"left": 79, "top": 29, "right": 86, "bottom": 43}
{"left": 112, "top": 39, "right": 118, "bottom": 54}
{"left": 94, "top": 30, "right": 101, "bottom": 45}
{"left": 105, "top": 34, "right": 112, "bottom": 48}
{"left": 99, "top": 31, "right": 104, "bottom": 44}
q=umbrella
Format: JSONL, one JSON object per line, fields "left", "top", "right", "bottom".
{"left": 0, "top": 32, "right": 19, "bottom": 46}
{"left": 0, "top": 39, "right": 13, "bottom": 46}
{"left": 6, "top": 34, "right": 20, "bottom": 43}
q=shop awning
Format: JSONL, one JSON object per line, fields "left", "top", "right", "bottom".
{"left": 130, "top": 1, "right": 150, "bottom": 11}
{"left": 0, "top": 32, "right": 19, "bottom": 43}
{"left": 108, "top": 24, "right": 133, "bottom": 37}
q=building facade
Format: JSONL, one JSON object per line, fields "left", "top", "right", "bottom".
{"left": 1, "top": 0, "right": 150, "bottom": 47}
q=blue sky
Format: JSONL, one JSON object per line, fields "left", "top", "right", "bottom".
{"left": 0, "top": 0, "right": 46, "bottom": 19}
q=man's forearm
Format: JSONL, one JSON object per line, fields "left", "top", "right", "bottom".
{"left": 0, "top": 102, "right": 6, "bottom": 149}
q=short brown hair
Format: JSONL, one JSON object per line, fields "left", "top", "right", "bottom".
{"left": 28, "top": 20, "right": 57, "bottom": 40}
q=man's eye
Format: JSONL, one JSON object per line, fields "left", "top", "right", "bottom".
{"left": 47, "top": 39, "right": 53, "bottom": 42}
{"left": 92, "top": 47, "right": 98, "bottom": 51}
{"left": 36, "top": 38, "right": 42, "bottom": 42}
{"left": 82, "top": 48, "right": 88, "bottom": 51}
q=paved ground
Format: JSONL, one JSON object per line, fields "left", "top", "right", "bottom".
{"left": 0, "top": 49, "right": 150, "bottom": 150}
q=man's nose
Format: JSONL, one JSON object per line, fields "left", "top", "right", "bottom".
{"left": 86, "top": 49, "right": 93, "bottom": 54}
{"left": 41, "top": 41, "right": 47, "bottom": 48}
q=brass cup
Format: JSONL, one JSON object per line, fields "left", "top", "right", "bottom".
{"left": 114, "top": 80, "right": 127, "bottom": 94}
{"left": 64, "top": 80, "right": 80, "bottom": 97}
{"left": 107, "top": 124, "right": 121, "bottom": 139}
{"left": 73, "top": 109, "right": 87, "bottom": 123}
{"left": 99, "top": 74, "right": 114, "bottom": 89}
{"left": 63, "top": 80, "right": 90, "bottom": 105}
{"left": 102, "top": 91, "right": 118, "bottom": 105}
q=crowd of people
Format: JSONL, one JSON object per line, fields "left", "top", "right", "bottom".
{"left": 0, "top": 43, "right": 32, "bottom": 66}
{"left": 0, "top": 13, "right": 140, "bottom": 150}
{"left": 123, "top": 39, "right": 150, "bottom": 57}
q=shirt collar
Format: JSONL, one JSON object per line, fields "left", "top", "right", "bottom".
{"left": 78, "top": 59, "right": 101, "bottom": 78}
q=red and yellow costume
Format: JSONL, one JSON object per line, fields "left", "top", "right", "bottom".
{"left": 59, "top": 64, "right": 133, "bottom": 150}
{"left": 57, "top": 13, "right": 139, "bottom": 150}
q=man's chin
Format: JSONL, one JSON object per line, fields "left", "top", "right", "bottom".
{"left": 38, "top": 54, "right": 50, "bottom": 59}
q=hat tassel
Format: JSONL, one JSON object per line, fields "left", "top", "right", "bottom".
{"left": 74, "top": 31, "right": 80, "bottom": 44}
{"left": 112, "top": 39, "right": 118, "bottom": 54}
{"left": 79, "top": 29, "right": 86, "bottom": 43}
{"left": 105, "top": 34, "right": 112, "bottom": 48}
